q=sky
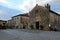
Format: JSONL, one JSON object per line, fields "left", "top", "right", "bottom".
{"left": 0, "top": 0, "right": 60, "bottom": 20}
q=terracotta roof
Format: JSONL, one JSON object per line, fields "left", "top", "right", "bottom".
{"left": 17, "top": 13, "right": 29, "bottom": 16}
{"left": 12, "top": 13, "right": 29, "bottom": 18}
{"left": 50, "top": 10, "right": 60, "bottom": 16}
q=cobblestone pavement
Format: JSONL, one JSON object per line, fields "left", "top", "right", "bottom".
{"left": 0, "top": 29, "right": 60, "bottom": 40}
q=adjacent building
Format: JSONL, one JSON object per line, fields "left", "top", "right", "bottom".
{"left": 7, "top": 19, "right": 14, "bottom": 28}
{"left": 11, "top": 13, "right": 29, "bottom": 29}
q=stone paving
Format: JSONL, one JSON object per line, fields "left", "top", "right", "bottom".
{"left": 0, "top": 29, "right": 60, "bottom": 40}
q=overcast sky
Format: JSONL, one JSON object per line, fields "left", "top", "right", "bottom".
{"left": 0, "top": 0, "right": 60, "bottom": 20}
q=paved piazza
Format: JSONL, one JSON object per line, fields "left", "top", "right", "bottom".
{"left": 0, "top": 29, "right": 60, "bottom": 40}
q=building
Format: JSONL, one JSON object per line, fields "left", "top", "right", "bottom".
{"left": 7, "top": 19, "right": 14, "bottom": 28}
{"left": 8, "top": 4, "right": 60, "bottom": 30}
{"left": 28, "top": 4, "right": 49, "bottom": 30}
{"left": 49, "top": 10, "right": 60, "bottom": 30}
{"left": 0, "top": 20, "right": 7, "bottom": 29}
{"left": 11, "top": 13, "right": 29, "bottom": 29}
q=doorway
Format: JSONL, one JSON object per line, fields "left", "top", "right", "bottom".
{"left": 36, "top": 22, "right": 39, "bottom": 29}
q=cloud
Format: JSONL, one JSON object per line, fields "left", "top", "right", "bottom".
{"left": 18, "top": 0, "right": 53, "bottom": 13}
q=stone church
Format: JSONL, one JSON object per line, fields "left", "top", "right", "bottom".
{"left": 28, "top": 4, "right": 49, "bottom": 30}
{"left": 8, "top": 4, "right": 60, "bottom": 30}
{"left": 28, "top": 4, "right": 60, "bottom": 30}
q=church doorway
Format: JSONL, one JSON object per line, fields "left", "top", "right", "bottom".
{"left": 36, "top": 22, "right": 39, "bottom": 29}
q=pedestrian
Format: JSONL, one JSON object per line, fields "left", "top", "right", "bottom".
{"left": 48, "top": 24, "right": 53, "bottom": 31}
{"left": 49, "top": 27, "right": 53, "bottom": 31}
{"left": 54, "top": 26, "right": 57, "bottom": 31}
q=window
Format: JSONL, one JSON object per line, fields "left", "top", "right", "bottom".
{"left": 35, "top": 10, "right": 38, "bottom": 13}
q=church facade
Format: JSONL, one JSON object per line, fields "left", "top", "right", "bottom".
{"left": 28, "top": 4, "right": 49, "bottom": 30}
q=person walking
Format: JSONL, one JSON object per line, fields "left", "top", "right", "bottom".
{"left": 49, "top": 24, "right": 53, "bottom": 31}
